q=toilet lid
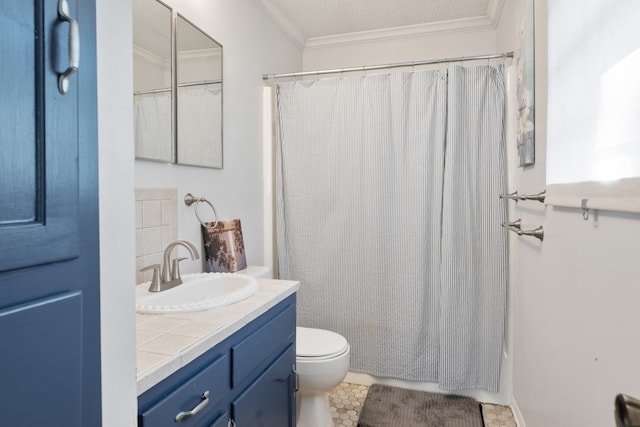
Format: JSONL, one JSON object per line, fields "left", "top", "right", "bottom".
{"left": 297, "top": 327, "right": 349, "bottom": 358}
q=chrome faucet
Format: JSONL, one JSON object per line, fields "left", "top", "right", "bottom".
{"left": 143, "top": 240, "right": 200, "bottom": 292}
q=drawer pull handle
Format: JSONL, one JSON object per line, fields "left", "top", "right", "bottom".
{"left": 175, "top": 390, "right": 210, "bottom": 422}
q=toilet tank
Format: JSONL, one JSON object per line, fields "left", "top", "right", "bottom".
{"left": 236, "top": 266, "right": 273, "bottom": 279}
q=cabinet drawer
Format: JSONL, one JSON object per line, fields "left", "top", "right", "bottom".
{"left": 139, "top": 353, "right": 230, "bottom": 427}
{"left": 231, "top": 303, "right": 295, "bottom": 387}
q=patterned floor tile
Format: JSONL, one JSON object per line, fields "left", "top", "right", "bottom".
{"left": 482, "top": 403, "right": 518, "bottom": 427}
{"left": 329, "top": 382, "right": 368, "bottom": 426}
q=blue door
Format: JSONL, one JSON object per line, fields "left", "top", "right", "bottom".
{"left": 0, "top": 0, "right": 101, "bottom": 425}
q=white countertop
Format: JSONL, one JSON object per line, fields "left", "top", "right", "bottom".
{"left": 136, "top": 278, "right": 298, "bottom": 395}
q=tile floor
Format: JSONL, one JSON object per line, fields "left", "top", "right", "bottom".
{"left": 328, "top": 382, "right": 517, "bottom": 427}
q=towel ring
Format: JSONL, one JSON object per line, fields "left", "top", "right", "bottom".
{"left": 184, "top": 193, "right": 218, "bottom": 228}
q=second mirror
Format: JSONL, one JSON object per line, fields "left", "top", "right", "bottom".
{"left": 133, "top": 0, "right": 173, "bottom": 162}
{"left": 176, "top": 15, "right": 223, "bottom": 168}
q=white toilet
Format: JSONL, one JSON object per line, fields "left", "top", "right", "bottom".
{"left": 296, "top": 326, "right": 350, "bottom": 427}
{"left": 236, "top": 265, "right": 273, "bottom": 278}
{"left": 236, "top": 266, "right": 351, "bottom": 427}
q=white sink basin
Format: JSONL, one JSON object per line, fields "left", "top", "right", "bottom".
{"left": 136, "top": 273, "right": 259, "bottom": 314}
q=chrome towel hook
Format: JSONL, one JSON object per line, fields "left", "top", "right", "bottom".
{"left": 501, "top": 219, "right": 522, "bottom": 229}
{"left": 499, "top": 190, "right": 546, "bottom": 203}
{"left": 503, "top": 222, "right": 544, "bottom": 242}
{"left": 519, "top": 190, "right": 546, "bottom": 203}
{"left": 499, "top": 191, "right": 520, "bottom": 201}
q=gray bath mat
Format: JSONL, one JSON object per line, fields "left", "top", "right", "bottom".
{"left": 357, "top": 384, "right": 484, "bottom": 427}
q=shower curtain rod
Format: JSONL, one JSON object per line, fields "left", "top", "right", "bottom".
{"left": 262, "top": 51, "right": 514, "bottom": 80}
{"left": 134, "top": 79, "right": 222, "bottom": 96}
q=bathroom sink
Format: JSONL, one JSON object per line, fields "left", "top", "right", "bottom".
{"left": 136, "top": 272, "right": 259, "bottom": 314}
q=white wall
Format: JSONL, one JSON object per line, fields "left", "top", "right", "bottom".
{"left": 499, "top": 1, "right": 640, "bottom": 426}
{"left": 97, "top": 1, "right": 302, "bottom": 425}
{"left": 303, "top": 26, "right": 496, "bottom": 70}
{"left": 97, "top": 0, "right": 138, "bottom": 425}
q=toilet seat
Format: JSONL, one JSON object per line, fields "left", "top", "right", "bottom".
{"left": 297, "top": 327, "right": 349, "bottom": 360}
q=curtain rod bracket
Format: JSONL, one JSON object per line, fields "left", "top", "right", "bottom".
{"left": 581, "top": 198, "right": 590, "bottom": 220}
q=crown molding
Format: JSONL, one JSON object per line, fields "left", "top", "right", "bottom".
{"left": 178, "top": 48, "right": 222, "bottom": 63}
{"left": 249, "top": 0, "right": 307, "bottom": 51}
{"left": 305, "top": 16, "right": 496, "bottom": 51}
{"left": 250, "top": 0, "right": 506, "bottom": 52}
{"left": 133, "top": 45, "right": 168, "bottom": 67}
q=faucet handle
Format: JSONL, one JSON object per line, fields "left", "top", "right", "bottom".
{"left": 140, "top": 264, "right": 161, "bottom": 292}
{"left": 171, "top": 257, "right": 189, "bottom": 281}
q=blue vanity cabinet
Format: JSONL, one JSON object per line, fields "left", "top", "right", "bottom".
{"left": 230, "top": 301, "right": 297, "bottom": 426}
{"left": 231, "top": 344, "right": 296, "bottom": 426}
{"left": 138, "top": 295, "right": 296, "bottom": 427}
{"left": 138, "top": 352, "right": 230, "bottom": 427}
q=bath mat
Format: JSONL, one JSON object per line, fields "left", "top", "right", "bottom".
{"left": 357, "top": 384, "right": 484, "bottom": 427}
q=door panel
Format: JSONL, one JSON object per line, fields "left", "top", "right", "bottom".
{"left": 0, "top": 1, "right": 37, "bottom": 224}
{"left": 0, "top": 292, "right": 83, "bottom": 426}
{"left": 0, "top": 0, "right": 101, "bottom": 424}
{"left": 0, "top": 0, "right": 78, "bottom": 273}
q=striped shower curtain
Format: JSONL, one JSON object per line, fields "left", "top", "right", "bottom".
{"left": 177, "top": 86, "right": 222, "bottom": 167}
{"left": 134, "top": 92, "right": 172, "bottom": 160}
{"left": 275, "top": 65, "right": 507, "bottom": 392}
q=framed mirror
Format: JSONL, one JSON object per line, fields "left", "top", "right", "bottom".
{"left": 132, "top": 0, "right": 173, "bottom": 162}
{"left": 132, "top": 1, "right": 223, "bottom": 168}
{"left": 176, "top": 15, "right": 223, "bottom": 168}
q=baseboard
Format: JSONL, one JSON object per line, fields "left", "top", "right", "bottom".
{"left": 344, "top": 372, "right": 377, "bottom": 386}
{"left": 511, "top": 396, "right": 526, "bottom": 427}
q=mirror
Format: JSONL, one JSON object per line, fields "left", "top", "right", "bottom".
{"left": 132, "top": 0, "right": 172, "bottom": 162}
{"left": 132, "top": 1, "right": 223, "bottom": 168}
{"left": 176, "top": 15, "right": 223, "bottom": 168}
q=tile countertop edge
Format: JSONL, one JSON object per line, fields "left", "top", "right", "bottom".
{"left": 136, "top": 278, "right": 299, "bottom": 395}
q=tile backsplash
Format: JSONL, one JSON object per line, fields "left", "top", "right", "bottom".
{"left": 135, "top": 189, "right": 178, "bottom": 284}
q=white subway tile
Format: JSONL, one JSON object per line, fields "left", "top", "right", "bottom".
{"left": 142, "top": 200, "right": 162, "bottom": 228}
{"left": 142, "top": 226, "right": 163, "bottom": 255}
{"left": 135, "top": 201, "right": 143, "bottom": 230}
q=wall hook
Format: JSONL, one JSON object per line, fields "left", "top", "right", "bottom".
{"left": 581, "top": 198, "right": 590, "bottom": 221}
{"left": 501, "top": 219, "right": 522, "bottom": 229}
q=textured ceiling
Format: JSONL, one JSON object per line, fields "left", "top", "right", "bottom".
{"left": 134, "top": 0, "right": 498, "bottom": 57}
{"left": 261, "top": 0, "right": 492, "bottom": 39}
{"left": 133, "top": 0, "right": 172, "bottom": 59}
